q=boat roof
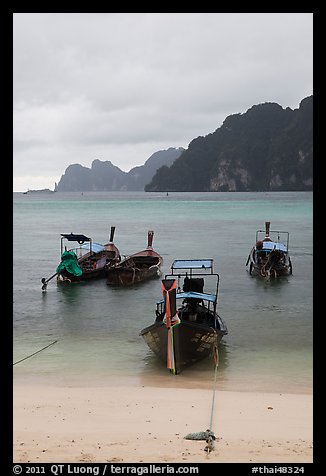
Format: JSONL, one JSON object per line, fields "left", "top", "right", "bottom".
{"left": 61, "top": 233, "right": 91, "bottom": 242}
{"left": 171, "top": 259, "right": 213, "bottom": 270}
{"left": 78, "top": 242, "right": 105, "bottom": 253}
{"left": 157, "top": 291, "right": 217, "bottom": 305}
{"left": 258, "top": 241, "right": 287, "bottom": 252}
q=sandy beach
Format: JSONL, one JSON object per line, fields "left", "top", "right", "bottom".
{"left": 13, "top": 382, "right": 313, "bottom": 464}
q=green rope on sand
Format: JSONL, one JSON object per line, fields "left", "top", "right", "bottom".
{"left": 184, "top": 429, "right": 216, "bottom": 452}
{"left": 184, "top": 429, "right": 215, "bottom": 440}
{"left": 183, "top": 344, "right": 219, "bottom": 453}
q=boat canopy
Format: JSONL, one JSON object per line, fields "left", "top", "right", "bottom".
{"left": 61, "top": 233, "right": 91, "bottom": 243}
{"left": 157, "top": 291, "right": 217, "bottom": 305}
{"left": 78, "top": 242, "right": 105, "bottom": 253}
{"left": 171, "top": 259, "right": 213, "bottom": 270}
{"left": 259, "top": 241, "right": 287, "bottom": 252}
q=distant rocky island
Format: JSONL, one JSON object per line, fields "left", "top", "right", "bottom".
{"left": 24, "top": 188, "right": 56, "bottom": 194}
{"left": 54, "top": 96, "right": 312, "bottom": 192}
{"left": 55, "top": 148, "right": 184, "bottom": 192}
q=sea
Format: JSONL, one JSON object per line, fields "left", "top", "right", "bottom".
{"left": 13, "top": 191, "right": 313, "bottom": 394}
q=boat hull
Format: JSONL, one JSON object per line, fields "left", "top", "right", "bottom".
{"left": 248, "top": 249, "right": 292, "bottom": 278}
{"left": 106, "top": 230, "right": 163, "bottom": 286}
{"left": 140, "top": 321, "right": 224, "bottom": 374}
{"left": 106, "top": 247, "right": 163, "bottom": 286}
{"left": 57, "top": 250, "right": 120, "bottom": 283}
{"left": 106, "top": 265, "right": 161, "bottom": 285}
{"left": 246, "top": 223, "right": 292, "bottom": 279}
{"left": 57, "top": 267, "right": 107, "bottom": 283}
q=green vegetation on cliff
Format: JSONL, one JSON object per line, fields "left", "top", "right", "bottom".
{"left": 145, "top": 96, "right": 313, "bottom": 192}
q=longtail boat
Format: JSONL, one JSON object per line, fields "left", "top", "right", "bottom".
{"left": 41, "top": 226, "right": 120, "bottom": 289}
{"left": 106, "top": 230, "right": 162, "bottom": 286}
{"left": 140, "top": 259, "right": 228, "bottom": 374}
{"left": 246, "top": 221, "right": 292, "bottom": 278}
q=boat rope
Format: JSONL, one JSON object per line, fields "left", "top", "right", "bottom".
{"left": 260, "top": 250, "right": 278, "bottom": 278}
{"left": 206, "top": 344, "right": 219, "bottom": 452}
{"left": 13, "top": 340, "right": 58, "bottom": 366}
{"left": 246, "top": 247, "right": 254, "bottom": 267}
{"left": 184, "top": 343, "right": 219, "bottom": 453}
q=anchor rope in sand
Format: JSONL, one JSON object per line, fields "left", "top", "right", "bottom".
{"left": 13, "top": 340, "right": 58, "bottom": 366}
{"left": 205, "top": 345, "right": 219, "bottom": 452}
{"left": 184, "top": 344, "right": 219, "bottom": 453}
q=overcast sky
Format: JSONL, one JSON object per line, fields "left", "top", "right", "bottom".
{"left": 13, "top": 12, "right": 313, "bottom": 191}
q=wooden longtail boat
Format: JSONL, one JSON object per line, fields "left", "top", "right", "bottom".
{"left": 246, "top": 221, "right": 292, "bottom": 278}
{"left": 106, "top": 231, "right": 162, "bottom": 286}
{"left": 140, "top": 259, "right": 228, "bottom": 374}
{"left": 41, "top": 226, "right": 121, "bottom": 289}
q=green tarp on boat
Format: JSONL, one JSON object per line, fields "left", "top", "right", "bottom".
{"left": 56, "top": 250, "right": 83, "bottom": 276}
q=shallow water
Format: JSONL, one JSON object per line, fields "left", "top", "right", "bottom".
{"left": 13, "top": 191, "right": 313, "bottom": 393}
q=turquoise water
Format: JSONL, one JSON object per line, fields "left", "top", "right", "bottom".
{"left": 13, "top": 191, "right": 313, "bottom": 393}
